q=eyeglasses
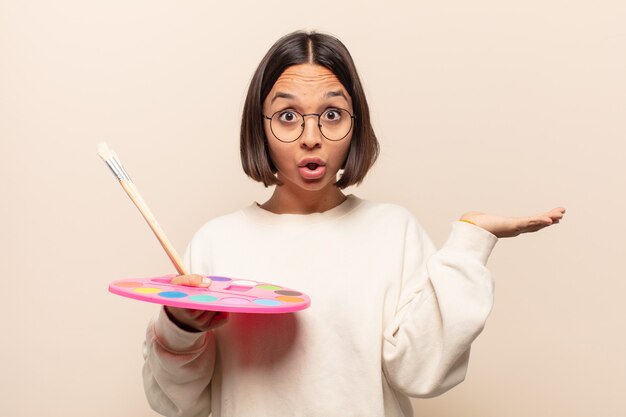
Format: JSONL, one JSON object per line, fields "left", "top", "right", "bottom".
{"left": 263, "top": 108, "right": 355, "bottom": 143}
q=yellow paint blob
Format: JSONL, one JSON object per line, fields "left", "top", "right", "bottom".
{"left": 133, "top": 287, "right": 162, "bottom": 294}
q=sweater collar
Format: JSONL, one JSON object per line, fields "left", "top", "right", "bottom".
{"left": 243, "top": 194, "right": 363, "bottom": 225}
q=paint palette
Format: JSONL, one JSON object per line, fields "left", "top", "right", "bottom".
{"left": 109, "top": 275, "right": 311, "bottom": 313}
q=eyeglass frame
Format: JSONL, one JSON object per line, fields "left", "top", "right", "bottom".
{"left": 262, "top": 108, "right": 356, "bottom": 143}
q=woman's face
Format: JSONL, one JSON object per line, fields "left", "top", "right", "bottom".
{"left": 262, "top": 64, "right": 353, "bottom": 194}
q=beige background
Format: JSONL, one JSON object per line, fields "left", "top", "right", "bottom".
{"left": 2, "top": 0, "right": 625, "bottom": 416}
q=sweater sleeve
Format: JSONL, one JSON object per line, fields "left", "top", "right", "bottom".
{"left": 142, "top": 239, "right": 216, "bottom": 417}
{"left": 382, "top": 219, "right": 498, "bottom": 398}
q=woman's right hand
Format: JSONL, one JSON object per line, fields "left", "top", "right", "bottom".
{"left": 164, "top": 274, "right": 229, "bottom": 332}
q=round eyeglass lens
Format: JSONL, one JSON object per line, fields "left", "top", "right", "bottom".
{"left": 319, "top": 109, "right": 353, "bottom": 141}
{"left": 270, "top": 110, "right": 303, "bottom": 142}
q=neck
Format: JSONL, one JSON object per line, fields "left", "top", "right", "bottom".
{"left": 260, "top": 185, "right": 347, "bottom": 214}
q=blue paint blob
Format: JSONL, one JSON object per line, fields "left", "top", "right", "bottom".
{"left": 253, "top": 299, "right": 282, "bottom": 306}
{"left": 158, "top": 291, "right": 188, "bottom": 299}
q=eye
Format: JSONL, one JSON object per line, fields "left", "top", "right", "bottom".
{"left": 277, "top": 110, "right": 300, "bottom": 123}
{"left": 322, "top": 109, "right": 343, "bottom": 122}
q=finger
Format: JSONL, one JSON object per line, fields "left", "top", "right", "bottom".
{"left": 171, "top": 274, "right": 212, "bottom": 288}
{"left": 527, "top": 224, "right": 550, "bottom": 233}
{"left": 208, "top": 311, "right": 229, "bottom": 329}
{"left": 547, "top": 207, "right": 566, "bottom": 218}
{"left": 534, "top": 207, "right": 565, "bottom": 220}
{"left": 525, "top": 216, "right": 553, "bottom": 227}
{"left": 525, "top": 213, "right": 565, "bottom": 232}
{"left": 194, "top": 310, "right": 216, "bottom": 325}
{"left": 193, "top": 311, "right": 229, "bottom": 332}
{"left": 541, "top": 216, "right": 554, "bottom": 224}
{"left": 553, "top": 210, "right": 565, "bottom": 220}
{"left": 188, "top": 308, "right": 209, "bottom": 319}
{"left": 170, "top": 306, "right": 204, "bottom": 320}
{"left": 515, "top": 217, "right": 552, "bottom": 235}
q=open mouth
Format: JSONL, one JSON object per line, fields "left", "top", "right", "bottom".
{"left": 298, "top": 160, "right": 326, "bottom": 180}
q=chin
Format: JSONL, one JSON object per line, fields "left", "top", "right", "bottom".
{"left": 280, "top": 174, "right": 336, "bottom": 192}
{"left": 299, "top": 179, "right": 333, "bottom": 191}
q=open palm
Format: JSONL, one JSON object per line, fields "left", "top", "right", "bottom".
{"left": 461, "top": 207, "right": 566, "bottom": 238}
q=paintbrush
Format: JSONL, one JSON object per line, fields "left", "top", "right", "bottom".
{"left": 97, "top": 142, "right": 188, "bottom": 276}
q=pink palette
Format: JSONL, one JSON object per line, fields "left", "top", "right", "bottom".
{"left": 109, "top": 275, "right": 311, "bottom": 313}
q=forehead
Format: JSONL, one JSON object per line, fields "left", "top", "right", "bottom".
{"left": 268, "top": 64, "right": 349, "bottom": 101}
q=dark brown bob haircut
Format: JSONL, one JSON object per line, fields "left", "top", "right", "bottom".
{"left": 240, "top": 30, "right": 379, "bottom": 189}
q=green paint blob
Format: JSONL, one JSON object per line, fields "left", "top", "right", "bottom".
{"left": 256, "top": 285, "right": 282, "bottom": 291}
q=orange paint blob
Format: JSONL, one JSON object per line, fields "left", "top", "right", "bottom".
{"left": 115, "top": 281, "right": 143, "bottom": 288}
{"left": 275, "top": 296, "right": 304, "bottom": 303}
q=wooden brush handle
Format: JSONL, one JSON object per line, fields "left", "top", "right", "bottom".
{"left": 119, "top": 180, "right": 188, "bottom": 276}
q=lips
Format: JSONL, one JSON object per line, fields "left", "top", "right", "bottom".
{"left": 298, "top": 157, "right": 326, "bottom": 180}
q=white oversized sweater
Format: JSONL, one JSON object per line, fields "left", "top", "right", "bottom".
{"left": 143, "top": 195, "right": 498, "bottom": 417}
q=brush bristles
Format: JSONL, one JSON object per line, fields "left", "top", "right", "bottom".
{"left": 98, "top": 142, "right": 132, "bottom": 181}
{"left": 97, "top": 142, "right": 113, "bottom": 162}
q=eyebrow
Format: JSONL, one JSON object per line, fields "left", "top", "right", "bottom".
{"left": 270, "top": 92, "right": 296, "bottom": 103}
{"left": 270, "top": 90, "right": 348, "bottom": 104}
{"left": 325, "top": 90, "right": 348, "bottom": 100}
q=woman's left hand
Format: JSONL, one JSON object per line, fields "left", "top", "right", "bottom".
{"left": 460, "top": 207, "right": 566, "bottom": 238}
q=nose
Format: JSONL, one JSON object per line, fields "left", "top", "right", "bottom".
{"left": 299, "top": 114, "right": 322, "bottom": 149}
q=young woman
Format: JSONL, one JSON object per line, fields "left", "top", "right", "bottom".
{"left": 142, "top": 31, "right": 565, "bottom": 417}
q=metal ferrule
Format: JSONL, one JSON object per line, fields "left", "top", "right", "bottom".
{"left": 105, "top": 155, "right": 132, "bottom": 181}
